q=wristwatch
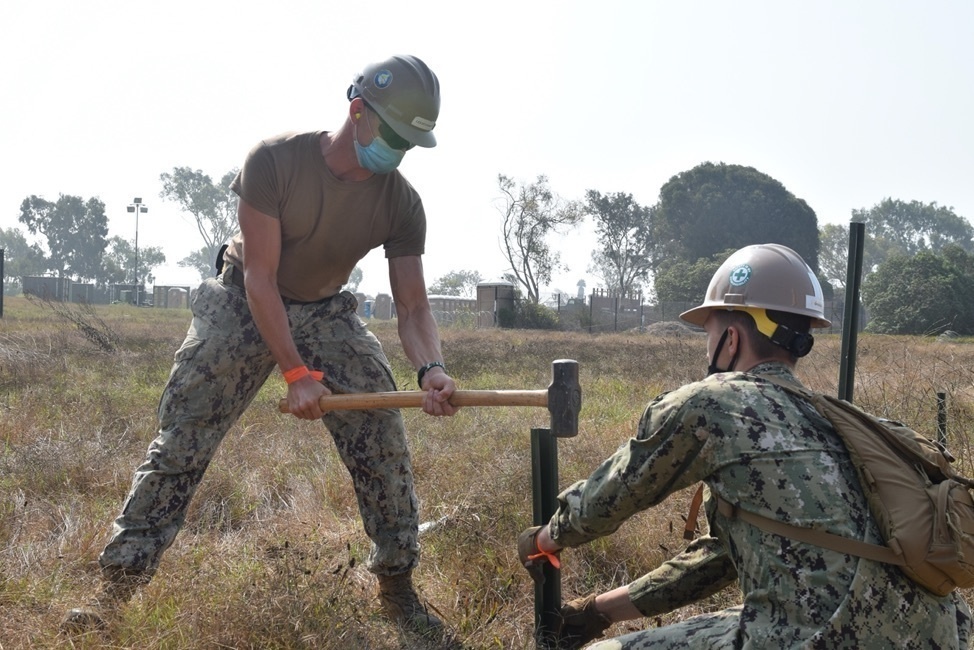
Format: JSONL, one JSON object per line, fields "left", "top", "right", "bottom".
{"left": 417, "top": 361, "right": 445, "bottom": 388}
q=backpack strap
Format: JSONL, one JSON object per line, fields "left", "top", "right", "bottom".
{"left": 714, "top": 494, "right": 905, "bottom": 566}
{"left": 716, "top": 372, "right": 907, "bottom": 566}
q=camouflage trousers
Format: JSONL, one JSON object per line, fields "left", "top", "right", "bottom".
{"left": 99, "top": 276, "right": 419, "bottom": 577}
{"left": 585, "top": 603, "right": 972, "bottom": 649}
{"left": 586, "top": 609, "right": 743, "bottom": 650}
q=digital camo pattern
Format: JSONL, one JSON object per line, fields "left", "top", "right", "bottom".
{"left": 550, "top": 362, "right": 972, "bottom": 649}
{"left": 99, "top": 277, "right": 420, "bottom": 577}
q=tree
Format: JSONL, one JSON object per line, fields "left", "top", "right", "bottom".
{"left": 818, "top": 223, "right": 851, "bottom": 290}
{"left": 851, "top": 198, "right": 974, "bottom": 271}
{"left": 497, "top": 174, "right": 582, "bottom": 304}
{"left": 585, "top": 190, "right": 654, "bottom": 295}
{"left": 100, "top": 236, "right": 167, "bottom": 287}
{"left": 653, "top": 162, "right": 820, "bottom": 272}
{"left": 345, "top": 266, "right": 363, "bottom": 292}
{"left": 652, "top": 251, "right": 730, "bottom": 304}
{"left": 861, "top": 246, "right": 974, "bottom": 335}
{"left": 159, "top": 167, "right": 239, "bottom": 281}
{"left": 428, "top": 269, "right": 483, "bottom": 297}
{"left": 0, "top": 226, "right": 47, "bottom": 294}
{"left": 18, "top": 194, "right": 109, "bottom": 281}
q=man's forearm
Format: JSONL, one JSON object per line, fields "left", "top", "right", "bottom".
{"left": 397, "top": 302, "right": 445, "bottom": 373}
{"left": 627, "top": 535, "right": 737, "bottom": 617}
{"left": 245, "top": 280, "right": 302, "bottom": 372}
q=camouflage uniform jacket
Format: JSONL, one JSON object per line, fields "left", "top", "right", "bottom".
{"left": 549, "top": 362, "right": 972, "bottom": 648}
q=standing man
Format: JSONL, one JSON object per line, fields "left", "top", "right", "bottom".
{"left": 518, "top": 244, "right": 972, "bottom": 649}
{"left": 65, "top": 54, "right": 456, "bottom": 634}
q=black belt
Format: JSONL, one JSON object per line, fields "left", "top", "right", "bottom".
{"left": 221, "top": 264, "right": 331, "bottom": 306}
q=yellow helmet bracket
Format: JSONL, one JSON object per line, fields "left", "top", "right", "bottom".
{"left": 740, "top": 307, "right": 778, "bottom": 339}
{"left": 739, "top": 307, "right": 815, "bottom": 358}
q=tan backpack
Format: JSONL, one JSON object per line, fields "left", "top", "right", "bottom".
{"left": 686, "top": 375, "right": 974, "bottom": 597}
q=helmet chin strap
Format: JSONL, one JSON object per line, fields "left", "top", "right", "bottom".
{"left": 706, "top": 328, "right": 740, "bottom": 377}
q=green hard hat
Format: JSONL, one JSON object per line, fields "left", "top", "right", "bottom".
{"left": 348, "top": 55, "right": 440, "bottom": 148}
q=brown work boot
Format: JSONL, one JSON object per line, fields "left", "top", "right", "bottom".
{"left": 61, "top": 567, "right": 149, "bottom": 633}
{"left": 377, "top": 571, "right": 443, "bottom": 633}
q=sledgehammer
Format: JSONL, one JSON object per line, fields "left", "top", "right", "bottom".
{"left": 278, "top": 359, "right": 581, "bottom": 438}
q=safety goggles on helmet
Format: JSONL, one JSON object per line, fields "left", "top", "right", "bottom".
{"left": 366, "top": 103, "right": 414, "bottom": 151}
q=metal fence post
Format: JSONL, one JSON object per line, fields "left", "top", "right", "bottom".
{"left": 529, "top": 359, "right": 580, "bottom": 648}
{"left": 838, "top": 222, "right": 866, "bottom": 402}
{"left": 531, "top": 427, "right": 560, "bottom": 648}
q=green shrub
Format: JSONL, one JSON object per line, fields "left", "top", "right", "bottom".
{"left": 514, "top": 301, "right": 560, "bottom": 330}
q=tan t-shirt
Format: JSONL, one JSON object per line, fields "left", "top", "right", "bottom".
{"left": 226, "top": 130, "right": 426, "bottom": 302}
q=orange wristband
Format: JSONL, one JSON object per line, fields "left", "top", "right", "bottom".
{"left": 527, "top": 537, "right": 561, "bottom": 569}
{"left": 283, "top": 366, "right": 324, "bottom": 384}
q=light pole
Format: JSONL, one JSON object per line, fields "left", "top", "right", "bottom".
{"left": 127, "top": 198, "right": 148, "bottom": 305}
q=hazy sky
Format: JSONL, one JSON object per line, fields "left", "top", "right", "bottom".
{"left": 2, "top": 0, "right": 972, "bottom": 297}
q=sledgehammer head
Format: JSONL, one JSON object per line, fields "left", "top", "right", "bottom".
{"left": 548, "top": 359, "right": 581, "bottom": 437}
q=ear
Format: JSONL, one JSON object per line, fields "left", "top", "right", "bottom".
{"left": 349, "top": 97, "right": 365, "bottom": 121}
{"left": 726, "top": 326, "right": 741, "bottom": 355}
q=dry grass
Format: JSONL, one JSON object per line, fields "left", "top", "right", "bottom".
{"left": 1, "top": 295, "right": 973, "bottom": 649}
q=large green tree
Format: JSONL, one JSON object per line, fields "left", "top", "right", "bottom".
{"left": 428, "top": 269, "right": 483, "bottom": 297}
{"left": 585, "top": 190, "right": 654, "bottom": 296}
{"left": 18, "top": 194, "right": 108, "bottom": 281}
{"left": 159, "top": 167, "right": 239, "bottom": 281}
{"left": 497, "top": 174, "right": 582, "bottom": 304}
{"left": 652, "top": 250, "right": 730, "bottom": 304}
{"left": 861, "top": 246, "right": 974, "bottom": 335}
{"left": 0, "top": 226, "right": 48, "bottom": 294}
{"left": 100, "top": 236, "right": 167, "bottom": 286}
{"left": 851, "top": 198, "right": 974, "bottom": 271}
{"left": 653, "top": 162, "right": 820, "bottom": 273}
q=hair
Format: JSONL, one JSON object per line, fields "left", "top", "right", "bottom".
{"left": 710, "top": 309, "right": 812, "bottom": 363}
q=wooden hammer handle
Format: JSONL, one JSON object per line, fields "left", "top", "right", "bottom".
{"left": 277, "top": 389, "right": 548, "bottom": 414}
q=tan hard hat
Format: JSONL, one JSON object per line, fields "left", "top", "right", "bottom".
{"left": 680, "top": 244, "right": 831, "bottom": 329}
{"left": 348, "top": 55, "right": 440, "bottom": 148}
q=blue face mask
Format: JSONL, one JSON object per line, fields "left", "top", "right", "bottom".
{"left": 354, "top": 122, "right": 406, "bottom": 174}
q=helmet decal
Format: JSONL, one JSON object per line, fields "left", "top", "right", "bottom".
{"left": 728, "top": 264, "right": 752, "bottom": 287}
{"left": 411, "top": 116, "right": 435, "bottom": 131}
{"left": 373, "top": 70, "right": 393, "bottom": 88}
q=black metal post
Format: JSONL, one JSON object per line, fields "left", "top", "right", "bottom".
{"left": 838, "top": 222, "right": 866, "bottom": 402}
{"left": 531, "top": 427, "right": 560, "bottom": 649}
{"left": 588, "top": 293, "right": 594, "bottom": 334}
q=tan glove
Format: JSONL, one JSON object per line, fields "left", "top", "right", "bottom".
{"left": 517, "top": 525, "right": 561, "bottom": 584}
{"left": 557, "top": 594, "right": 613, "bottom": 649}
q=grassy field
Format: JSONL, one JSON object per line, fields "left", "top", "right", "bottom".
{"left": 1, "top": 295, "right": 973, "bottom": 649}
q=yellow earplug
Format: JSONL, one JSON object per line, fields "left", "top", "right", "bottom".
{"left": 355, "top": 112, "right": 361, "bottom": 120}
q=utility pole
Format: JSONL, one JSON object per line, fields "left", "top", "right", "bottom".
{"left": 127, "top": 198, "right": 148, "bottom": 305}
